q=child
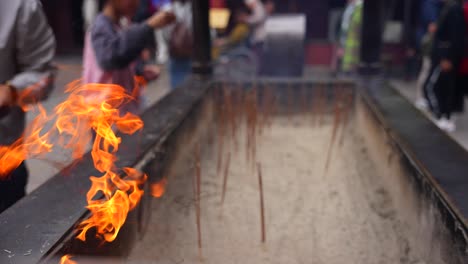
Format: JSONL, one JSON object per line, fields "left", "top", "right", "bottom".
{"left": 83, "top": 0, "right": 174, "bottom": 115}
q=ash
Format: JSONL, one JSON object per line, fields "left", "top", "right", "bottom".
{"left": 127, "top": 116, "right": 432, "bottom": 264}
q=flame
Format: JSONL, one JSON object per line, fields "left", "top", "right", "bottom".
{"left": 76, "top": 169, "right": 146, "bottom": 242}
{"left": 0, "top": 102, "right": 54, "bottom": 178}
{"left": 60, "top": 254, "right": 77, "bottom": 264}
{"left": 57, "top": 81, "right": 146, "bottom": 242}
{"left": 150, "top": 178, "right": 167, "bottom": 198}
{"left": 1, "top": 79, "right": 147, "bottom": 243}
{"left": 0, "top": 77, "right": 57, "bottom": 178}
{"left": 132, "top": 76, "right": 147, "bottom": 100}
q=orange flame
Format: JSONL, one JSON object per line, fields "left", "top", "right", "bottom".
{"left": 0, "top": 103, "right": 54, "bottom": 177}
{"left": 56, "top": 81, "right": 146, "bottom": 242}
{"left": 0, "top": 77, "right": 58, "bottom": 178}
{"left": 150, "top": 178, "right": 167, "bottom": 198}
{"left": 60, "top": 254, "right": 77, "bottom": 264}
{"left": 1, "top": 79, "right": 147, "bottom": 243}
{"left": 76, "top": 169, "right": 146, "bottom": 242}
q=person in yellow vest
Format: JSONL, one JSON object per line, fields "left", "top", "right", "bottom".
{"left": 342, "top": 0, "right": 363, "bottom": 73}
{"left": 213, "top": 8, "right": 251, "bottom": 59}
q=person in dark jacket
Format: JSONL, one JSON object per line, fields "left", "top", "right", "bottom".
{"left": 425, "top": 0, "right": 465, "bottom": 132}
{"left": 417, "top": 0, "right": 442, "bottom": 48}
{"left": 415, "top": 0, "right": 441, "bottom": 108}
{"left": 0, "top": 0, "right": 56, "bottom": 213}
{"left": 455, "top": 0, "right": 468, "bottom": 111}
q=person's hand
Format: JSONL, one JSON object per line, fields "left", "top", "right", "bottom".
{"left": 441, "top": 59, "right": 453, "bottom": 72}
{"left": 141, "top": 48, "right": 152, "bottom": 61}
{"left": 146, "top": 11, "right": 176, "bottom": 29}
{"left": 0, "top": 85, "right": 14, "bottom": 107}
{"left": 214, "top": 38, "right": 226, "bottom": 47}
{"left": 428, "top": 22, "right": 437, "bottom": 34}
{"left": 143, "top": 65, "right": 161, "bottom": 82}
{"left": 237, "top": 12, "right": 249, "bottom": 23}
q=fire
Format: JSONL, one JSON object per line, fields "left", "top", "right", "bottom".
{"left": 0, "top": 100, "right": 54, "bottom": 178}
{"left": 0, "top": 79, "right": 147, "bottom": 243}
{"left": 55, "top": 81, "right": 146, "bottom": 242}
{"left": 150, "top": 178, "right": 168, "bottom": 198}
{"left": 59, "top": 254, "right": 77, "bottom": 264}
{"left": 76, "top": 170, "right": 146, "bottom": 242}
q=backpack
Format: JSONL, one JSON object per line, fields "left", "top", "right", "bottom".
{"left": 169, "top": 22, "right": 193, "bottom": 59}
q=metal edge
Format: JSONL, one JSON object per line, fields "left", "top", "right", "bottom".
{"left": 357, "top": 81, "right": 468, "bottom": 250}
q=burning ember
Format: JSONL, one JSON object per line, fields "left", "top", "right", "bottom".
{"left": 150, "top": 178, "right": 168, "bottom": 198}
{"left": 59, "top": 254, "right": 77, "bottom": 264}
{"left": 0, "top": 80, "right": 148, "bottom": 244}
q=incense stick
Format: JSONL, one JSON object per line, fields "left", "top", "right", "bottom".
{"left": 220, "top": 152, "right": 231, "bottom": 205}
{"left": 324, "top": 87, "right": 343, "bottom": 173}
{"left": 257, "top": 162, "right": 266, "bottom": 243}
{"left": 338, "top": 89, "right": 353, "bottom": 147}
{"left": 194, "top": 143, "right": 202, "bottom": 252}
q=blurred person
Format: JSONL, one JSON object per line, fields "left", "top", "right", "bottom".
{"left": 83, "top": 0, "right": 99, "bottom": 29}
{"left": 415, "top": 0, "right": 441, "bottom": 107}
{"left": 133, "top": 0, "right": 157, "bottom": 22}
{"left": 132, "top": 0, "right": 159, "bottom": 62}
{"left": 152, "top": 0, "right": 171, "bottom": 64}
{"left": 83, "top": 0, "right": 108, "bottom": 29}
{"left": 263, "top": 0, "right": 275, "bottom": 15}
{"left": 425, "top": 0, "right": 465, "bottom": 132}
{"left": 415, "top": 22, "right": 437, "bottom": 110}
{"left": 335, "top": 0, "right": 361, "bottom": 74}
{"left": 244, "top": 0, "right": 267, "bottom": 56}
{"left": 417, "top": 0, "right": 442, "bottom": 50}
{"left": 155, "top": 28, "right": 169, "bottom": 64}
{"left": 212, "top": 7, "right": 251, "bottom": 59}
{"left": 342, "top": 0, "right": 363, "bottom": 74}
{"left": 132, "top": 0, "right": 171, "bottom": 64}
{"left": 136, "top": 48, "right": 161, "bottom": 82}
{"left": 453, "top": 0, "right": 468, "bottom": 117}
{"left": 0, "top": 0, "right": 56, "bottom": 212}
{"left": 82, "top": 0, "right": 175, "bottom": 114}
{"left": 340, "top": 0, "right": 360, "bottom": 53}
{"left": 163, "top": 0, "right": 193, "bottom": 89}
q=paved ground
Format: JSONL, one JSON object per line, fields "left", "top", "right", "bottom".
{"left": 390, "top": 79, "right": 468, "bottom": 150}
{"left": 25, "top": 56, "right": 171, "bottom": 193}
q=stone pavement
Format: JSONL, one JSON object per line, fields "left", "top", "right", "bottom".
{"left": 25, "top": 56, "right": 171, "bottom": 193}
{"left": 390, "top": 79, "right": 468, "bottom": 150}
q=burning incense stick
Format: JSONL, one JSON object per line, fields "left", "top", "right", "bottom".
{"left": 324, "top": 87, "right": 344, "bottom": 172}
{"left": 287, "top": 84, "right": 295, "bottom": 121}
{"left": 245, "top": 88, "right": 258, "bottom": 165}
{"left": 338, "top": 89, "right": 353, "bottom": 147}
{"left": 231, "top": 88, "right": 240, "bottom": 152}
{"left": 216, "top": 88, "right": 226, "bottom": 177}
{"left": 301, "top": 84, "right": 308, "bottom": 114}
{"left": 318, "top": 84, "right": 326, "bottom": 126}
{"left": 257, "top": 163, "right": 266, "bottom": 243}
{"left": 261, "top": 86, "right": 275, "bottom": 130}
{"left": 312, "top": 84, "right": 325, "bottom": 126}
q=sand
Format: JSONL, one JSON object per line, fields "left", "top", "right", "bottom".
{"left": 126, "top": 116, "right": 425, "bottom": 264}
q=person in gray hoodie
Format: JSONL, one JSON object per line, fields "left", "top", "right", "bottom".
{"left": 0, "top": 0, "right": 56, "bottom": 212}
